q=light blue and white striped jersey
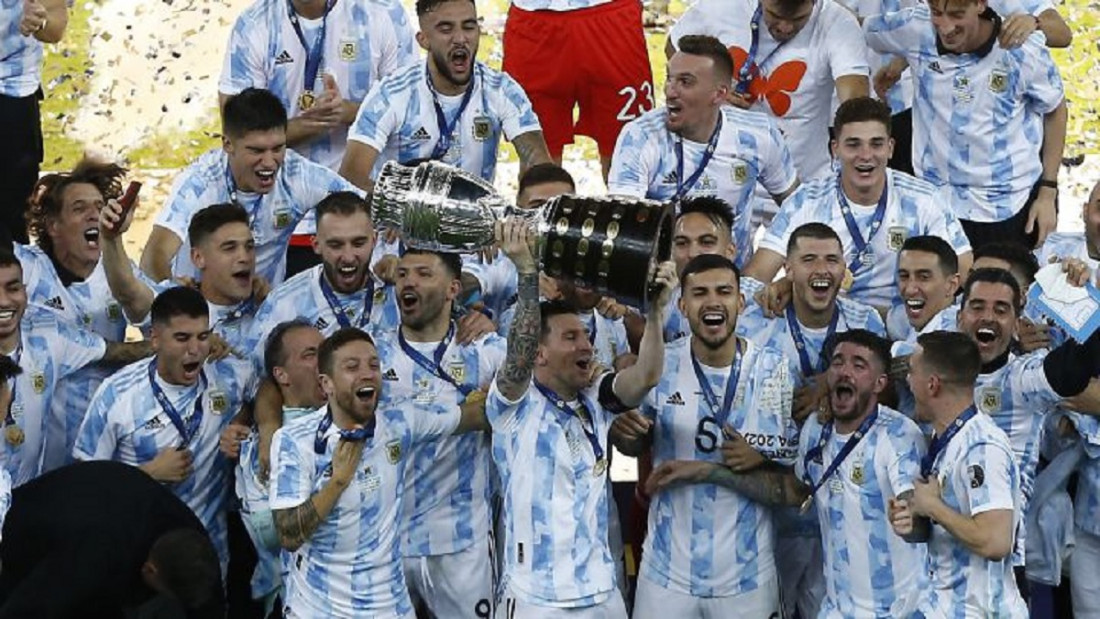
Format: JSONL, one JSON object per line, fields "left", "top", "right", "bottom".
{"left": 487, "top": 375, "right": 620, "bottom": 607}
{"left": 608, "top": 105, "right": 797, "bottom": 267}
{"left": 153, "top": 148, "right": 361, "bottom": 286}
{"left": 371, "top": 327, "right": 505, "bottom": 556}
{"left": 738, "top": 276, "right": 887, "bottom": 388}
{"left": 237, "top": 406, "right": 317, "bottom": 601}
{"left": 349, "top": 60, "right": 541, "bottom": 182}
{"left": 661, "top": 287, "right": 690, "bottom": 342}
{"left": 220, "top": 0, "right": 416, "bottom": 172}
{"left": 12, "top": 244, "right": 133, "bottom": 472}
{"left": 919, "top": 412, "right": 1027, "bottom": 617}
{"left": 511, "top": 0, "right": 610, "bottom": 10}
{"left": 245, "top": 264, "right": 399, "bottom": 372}
{"left": 73, "top": 354, "right": 258, "bottom": 563}
{"left": 497, "top": 303, "right": 630, "bottom": 368}
{"left": 889, "top": 303, "right": 959, "bottom": 422}
{"left": 759, "top": 169, "right": 972, "bottom": 309}
{"left": 3, "top": 308, "right": 106, "bottom": 487}
{"left": 0, "top": 468, "right": 10, "bottom": 540}
{"left": 0, "top": 3, "right": 42, "bottom": 97}
{"left": 270, "top": 402, "right": 459, "bottom": 617}
{"left": 639, "top": 337, "right": 797, "bottom": 596}
{"left": 460, "top": 250, "right": 516, "bottom": 324}
{"left": 864, "top": 6, "right": 1064, "bottom": 223}
{"left": 795, "top": 406, "right": 926, "bottom": 618}
{"left": 834, "top": 0, "right": 918, "bottom": 114}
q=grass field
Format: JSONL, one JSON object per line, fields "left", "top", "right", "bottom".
{"left": 39, "top": 0, "right": 1099, "bottom": 170}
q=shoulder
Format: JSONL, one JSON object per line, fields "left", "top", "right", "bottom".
{"left": 94, "top": 360, "right": 151, "bottom": 403}
{"left": 794, "top": 174, "right": 836, "bottom": 203}
{"left": 745, "top": 338, "right": 789, "bottom": 371}
{"left": 625, "top": 107, "right": 670, "bottom": 135}
{"left": 721, "top": 106, "right": 783, "bottom": 137}
{"left": 376, "top": 61, "right": 424, "bottom": 91}
{"left": 890, "top": 169, "right": 938, "bottom": 199}
{"left": 279, "top": 409, "right": 325, "bottom": 442}
{"left": 267, "top": 265, "right": 320, "bottom": 302}
{"left": 817, "top": 0, "right": 862, "bottom": 27}
{"left": 876, "top": 405, "right": 923, "bottom": 439}
{"left": 837, "top": 297, "right": 885, "bottom": 331}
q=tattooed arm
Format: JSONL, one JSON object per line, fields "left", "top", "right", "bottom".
{"left": 511, "top": 131, "right": 553, "bottom": 176}
{"left": 272, "top": 438, "right": 364, "bottom": 552}
{"left": 495, "top": 219, "right": 541, "bottom": 402}
{"left": 646, "top": 460, "right": 810, "bottom": 507}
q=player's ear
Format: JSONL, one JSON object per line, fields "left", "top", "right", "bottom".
{"left": 415, "top": 30, "right": 429, "bottom": 52}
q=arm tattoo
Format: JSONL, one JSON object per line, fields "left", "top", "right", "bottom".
{"left": 273, "top": 499, "right": 323, "bottom": 552}
{"left": 497, "top": 271, "right": 540, "bottom": 401}
{"left": 102, "top": 341, "right": 153, "bottom": 365}
{"left": 703, "top": 462, "right": 808, "bottom": 507}
{"left": 512, "top": 131, "right": 551, "bottom": 170}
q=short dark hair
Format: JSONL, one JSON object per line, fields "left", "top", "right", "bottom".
{"left": 961, "top": 267, "right": 1022, "bottom": 314}
{"left": 26, "top": 157, "right": 127, "bottom": 254}
{"left": 828, "top": 329, "right": 892, "bottom": 373}
{"left": 772, "top": 0, "right": 814, "bottom": 16}
{"left": 318, "top": 327, "right": 376, "bottom": 375}
{"left": 915, "top": 330, "right": 981, "bottom": 387}
{"left": 786, "top": 222, "right": 843, "bottom": 256}
{"left": 187, "top": 203, "right": 250, "bottom": 248}
{"left": 0, "top": 247, "right": 21, "bottom": 271}
{"left": 900, "top": 235, "right": 959, "bottom": 276}
{"left": 518, "top": 163, "right": 575, "bottom": 199}
{"left": 679, "top": 253, "right": 740, "bottom": 289}
{"left": 676, "top": 35, "right": 734, "bottom": 83}
{"left": 264, "top": 319, "right": 316, "bottom": 382}
{"left": 974, "top": 241, "right": 1039, "bottom": 287}
{"left": 315, "top": 191, "right": 370, "bottom": 225}
{"left": 416, "top": 0, "right": 474, "bottom": 16}
{"left": 400, "top": 248, "right": 463, "bottom": 281}
{"left": 539, "top": 299, "right": 581, "bottom": 342}
{"left": 150, "top": 287, "right": 209, "bottom": 328}
{"left": 0, "top": 353, "right": 22, "bottom": 382}
{"left": 833, "top": 96, "right": 893, "bottom": 137}
{"left": 222, "top": 88, "right": 287, "bottom": 139}
{"left": 148, "top": 529, "right": 221, "bottom": 610}
{"left": 678, "top": 195, "right": 735, "bottom": 232}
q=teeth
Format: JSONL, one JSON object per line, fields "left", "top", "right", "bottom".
{"left": 355, "top": 386, "right": 376, "bottom": 399}
{"left": 976, "top": 328, "right": 997, "bottom": 343}
{"left": 0, "top": 310, "right": 14, "bottom": 320}
{"left": 84, "top": 228, "right": 100, "bottom": 242}
{"left": 338, "top": 266, "right": 356, "bottom": 274}
{"left": 701, "top": 312, "right": 724, "bottom": 326}
{"left": 809, "top": 279, "right": 830, "bottom": 290}
{"left": 906, "top": 299, "right": 925, "bottom": 309}
{"left": 256, "top": 170, "right": 275, "bottom": 178}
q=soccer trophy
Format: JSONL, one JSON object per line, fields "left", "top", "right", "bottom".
{"left": 371, "top": 160, "right": 673, "bottom": 311}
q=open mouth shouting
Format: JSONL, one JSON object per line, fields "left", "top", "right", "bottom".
{"left": 254, "top": 168, "right": 276, "bottom": 192}
{"left": 83, "top": 227, "right": 101, "bottom": 251}
{"left": 974, "top": 326, "right": 998, "bottom": 344}
{"left": 852, "top": 162, "right": 877, "bottom": 179}
{"left": 354, "top": 384, "right": 378, "bottom": 407}
{"left": 0, "top": 308, "right": 17, "bottom": 326}
{"left": 808, "top": 276, "right": 834, "bottom": 300}
{"left": 666, "top": 101, "right": 684, "bottom": 125}
{"left": 904, "top": 297, "right": 927, "bottom": 320}
{"left": 181, "top": 360, "right": 202, "bottom": 382}
{"left": 831, "top": 381, "right": 857, "bottom": 410}
{"left": 449, "top": 47, "right": 471, "bottom": 78}
{"left": 231, "top": 268, "right": 252, "bottom": 290}
{"left": 331, "top": 262, "right": 363, "bottom": 291}
{"left": 399, "top": 289, "right": 420, "bottom": 314}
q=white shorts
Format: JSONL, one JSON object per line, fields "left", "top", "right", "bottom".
{"left": 1072, "top": 527, "right": 1100, "bottom": 619}
{"left": 632, "top": 574, "right": 780, "bottom": 619}
{"left": 775, "top": 535, "right": 825, "bottom": 619}
{"left": 497, "top": 584, "right": 628, "bottom": 619}
{"left": 403, "top": 541, "right": 495, "bottom": 618}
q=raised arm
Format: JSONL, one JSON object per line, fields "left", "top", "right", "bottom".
{"left": 511, "top": 130, "right": 553, "bottom": 176}
{"left": 98, "top": 197, "right": 156, "bottom": 323}
{"left": 646, "top": 459, "right": 810, "bottom": 507}
{"left": 139, "top": 226, "right": 183, "bottom": 283}
{"left": 610, "top": 261, "right": 677, "bottom": 407}
{"left": 338, "top": 141, "right": 380, "bottom": 193}
{"left": 494, "top": 219, "right": 541, "bottom": 402}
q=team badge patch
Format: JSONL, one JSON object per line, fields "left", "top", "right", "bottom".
{"left": 850, "top": 463, "right": 865, "bottom": 485}
{"left": 208, "top": 390, "right": 228, "bottom": 415}
{"left": 448, "top": 361, "right": 465, "bottom": 384}
{"left": 732, "top": 162, "right": 749, "bottom": 184}
{"left": 472, "top": 116, "right": 491, "bottom": 141}
{"left": 979, "top": 387, "right": 1001, "bottom": 413}
{"left": 32, "top": 373, "right": 46, "bottom": 394}
{"left": 968, "top": 464, "right": 985, "bottom": 488}
{"left": 386, "top": 439, "right": 402, "bottom": 464}
{"left": 339, "top": 40, "right": 357, "bottom": 62}
{"left": 989, "top": 70, "right": 1008, "bottom": 94}
{"left": 274, "top": 209, "right": 291, "bottom": 230}
{"left": 887, "top": 226, "right": 907, "bottom": 251}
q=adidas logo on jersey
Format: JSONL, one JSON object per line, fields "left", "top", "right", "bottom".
{"left": 274, "top": 50, "right": 294, "bottom": 65}
{"left": 665, "top": 392, "right": 685, "bottom": 405}
{"left": 314, "top": 317, "right": 329, "bottom": 330}
{"left": 928, "top": 61, "right": 943, "bottom": 74}
{"left": 382, "top": 368, "right": 399, "bottom": 381}
{"left": 662, "top": 171, "right": 678, "bottom": 185}
{"left": 144, "top": 416, "right": 166, "bottom": 430}
{"left": 411, "top": 127, "right": 432, "bottom": 141}
{"left": 44, "top": 296, "right": 65, "bottom": 311}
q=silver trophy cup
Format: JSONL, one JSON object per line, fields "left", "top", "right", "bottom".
{"left": 370, "top": 160, "right": 673, "bottom": 311}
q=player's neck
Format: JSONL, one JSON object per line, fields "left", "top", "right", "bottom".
{"left": 963, "top": 18, "right": 997, "bottom": 53}
{"left": 427, "top": 59, "right": 469, "bottom": 97}
{"left": 679, "top": 109, "right": 722, "bottom": 144}
{"left": 840, "top": 173, "right": 886, "bottom": 206}
{"left": 330, "top": 404, "right": 371, "bottom": 432}
{"left": 931, "top": 396, "right": 976, "bottom": 437}
{"left": 691, "top": 334, "right": 740, "bottom": 368}
{"left": 199, "top": 278, "right": 244, "bottom": 307}
{"left": 49, "top": 245, "right": 97, "bottom": 280}
{"left": 290, "top": 0, "right": 329, "bottom": 19}
{"left": 401, "top": 310, "right": 452, "bottom": 343}
{"left": 535, "top": 368, "right": 579, "bottom": 401}
{"left": 792, "top": 293, "right": 836, "bottom": 329}
{"left": 0, "top": 331, "right": 19, "bottom": 356}
{"left": 834, "top": 401, "right": 878, "bottom": 434}
{"left": 912, "top": 298, "right": 950, "bottom": 332}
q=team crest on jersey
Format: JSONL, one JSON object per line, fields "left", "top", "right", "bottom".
{"left": 887, "top": 226, "right": 907, "bottom": 251}
{"left": 386, "top": 439, "right": 402, "bottom": 464}
{"left": 107, "top": 302, "right": 122, "bottom": 322}
{"left": 979, "top": 387, "right": 1001, "bottom": 413}
{"left": 448, "top": 361, "right": 465, "bottom": 384}
{"left": 274, "top": 209, "right": 291, "bottom": 230}
{"left": 850, "top": 463, "right": 865, "bottom": 485}
{"left": 32, "top": 372, "right": 46, "bottom": 394}
{"left": 989, "top": 70, "right": 1008, "bottom": 94}
{"left": 472, "top": 116, "right": 491, "bottom": 141}
{"left": 339, "top": 40, "right": 357, "bottom": 62}
{"left": 731, "top": 162, "right": 749, "bottom": 185}
{"left": 208, "top": 390, "right": 228, "bottom": 415}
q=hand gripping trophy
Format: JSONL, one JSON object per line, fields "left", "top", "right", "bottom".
{"left": 371, "top": 160, "right": 674, "bottom": 310}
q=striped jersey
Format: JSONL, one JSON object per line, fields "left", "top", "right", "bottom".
{"left": 864, "top": 6, "right": 1065, "bottom": 223}
{"left": 269, "top": 402, "right": 459, "bottom": 617}
{"left": 639, "top": 337, "right": 797, "bottom": 597}
{"left": 759, "top": 169, "right": 971, "bottom": 309}
{"left": 795, "top": 406, "right": 926, "bottom": 617}
{"left": 349, "top": 60, "right": 541, "bottom": 182}
{"left": 607, "top": 105, "right": 798, "bottom": 267}
{"left": 0, "top": 3, "right": 42, "bottom": 97}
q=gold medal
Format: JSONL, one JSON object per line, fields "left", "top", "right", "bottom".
{"left": 841, "top": 268, "right": 854, "bottom": 291}
{"left": 592, "top": 457, "right": 608, "bottom": 477}
{"left": 851, "top": 463, "right": 865, "bottom": 485}
{"left": 298, "top": 91, "right": 316, "bottom": 111}
{"left": 5, "top": 424, "right": 24, "bottom": 447}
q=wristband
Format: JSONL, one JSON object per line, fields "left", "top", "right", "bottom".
{"left": 1038, "top": 179, "right": 1058, "bottom": 191}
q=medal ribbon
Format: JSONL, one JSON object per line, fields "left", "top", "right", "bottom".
{"left": 397, "top": 322, "right": 473, "bottom": 397}
{"left": 921, "top": 405, "right": 979, "bottom": 478}
{"left": 427, "top": 64, "right": 479, "bottom": 160}
{"left": 288, "top": 0, "right": 336, "bottom": 97}
{"left": 689, "top": 340, "right": 743, "bottom": 429}
{"left": 785, "top": 304, "right": 841, "bottom": 377}
{"left": 673, "top": 112, "right": 723, "bottom": 202}
{"left": 314, "top": 407, "right": 376, "bottom": 454}
{"left": 3, "top": 345, "right": 22, "bottom": 428}
{"left": 836, "top": 173, "right": 889, "bottom": 278}
{"left": 319, "top": 269, "right": 374, "bottom": 329}
{"left": 801, "top": 408, "right": 879, "bottom": 493}
{"left": 533, "top": 380, "right": 604, "bottom": 466}
{"left": 147, "top": 359, "right": 207, "bottom": 448}
{"left": 734, "top": 4, "right": 791, "bottom": 95}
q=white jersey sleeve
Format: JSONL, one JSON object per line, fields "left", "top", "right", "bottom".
{"left": 606, "top": 115, "right": 658, "bottom": 197}
{"left": 863, "top": 7, "right": 927, "bottom": 58}
{"left": 1019, "top": 40, "right": 1065, "bottom": 115}
{"left": 821, "top": 4, "right": 872, "bottom": 80}
{"left": 269, "top": 423, "right": 314, "bottom": 511}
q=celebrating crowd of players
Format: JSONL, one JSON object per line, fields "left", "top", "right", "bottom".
{"left": 2, "top": 0, "right": 1100, "bottom": 617}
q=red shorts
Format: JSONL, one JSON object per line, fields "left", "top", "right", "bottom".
{"left": 502, "top": 0, "right": 654, "bottom": 159}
